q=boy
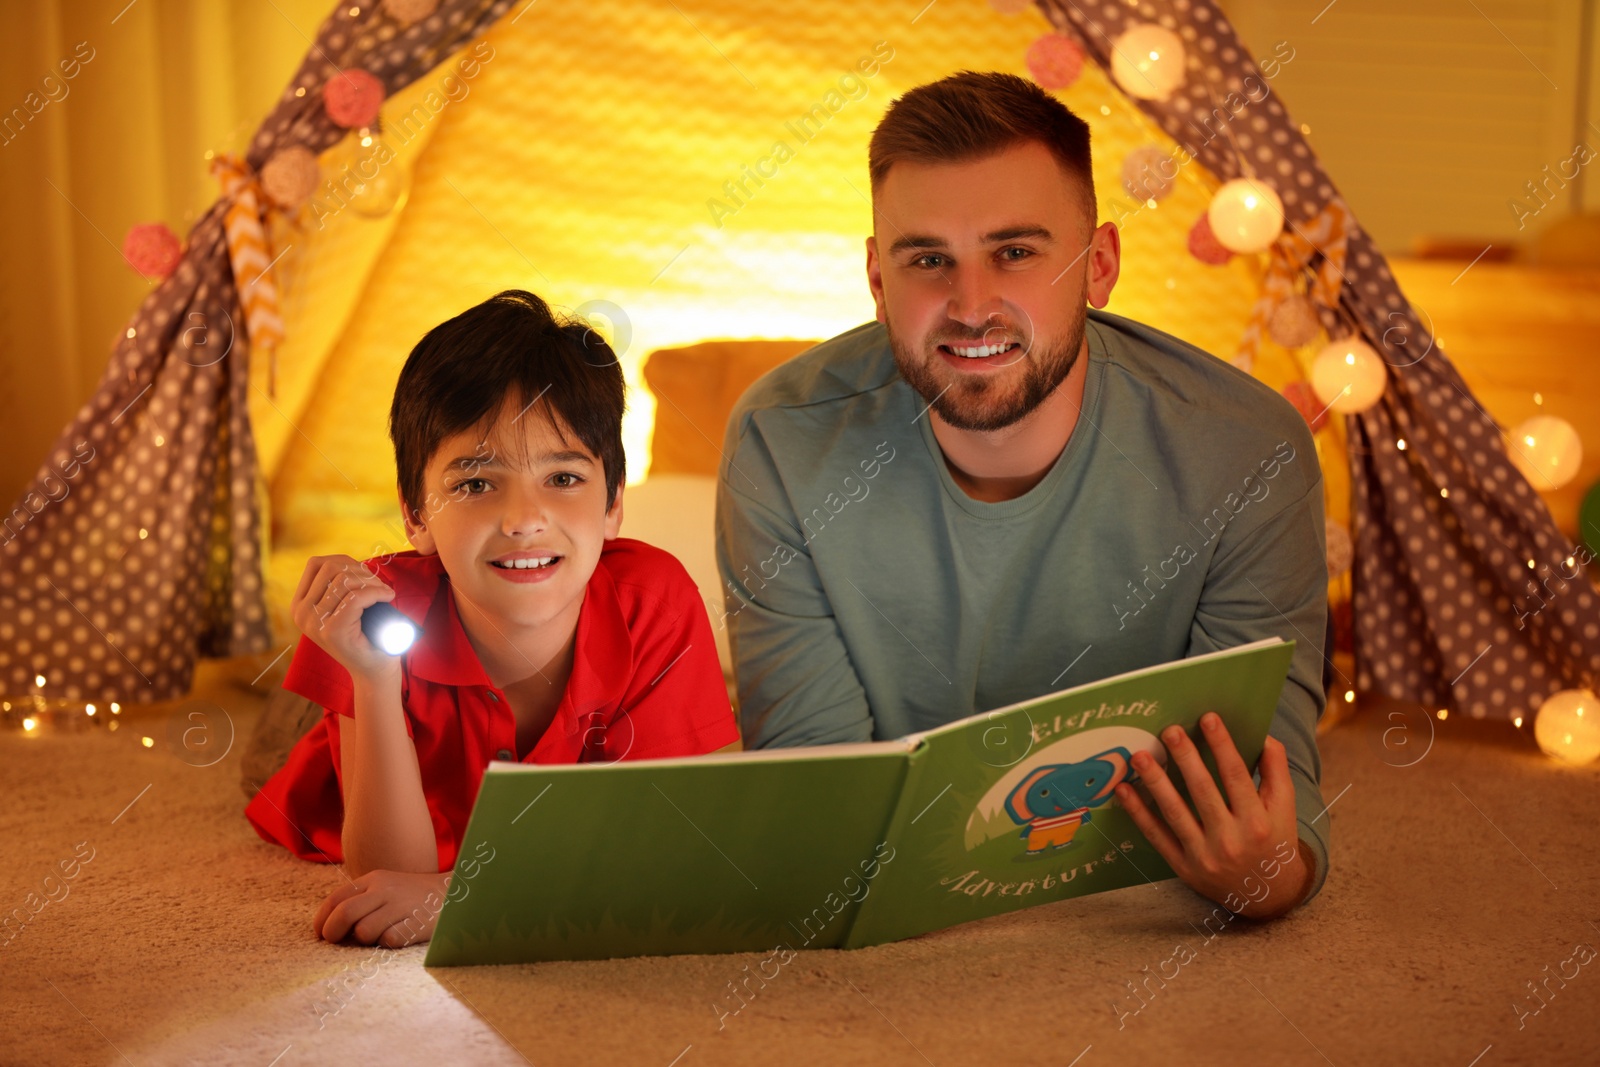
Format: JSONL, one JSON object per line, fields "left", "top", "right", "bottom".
{"left": 246, "top": 290, "right": 739, "bottom": 948}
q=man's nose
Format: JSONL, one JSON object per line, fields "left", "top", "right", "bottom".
{"left": 946, "top": 268, "right": 1005, "bottom": 331}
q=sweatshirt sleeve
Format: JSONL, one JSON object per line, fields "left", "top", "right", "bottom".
{"left": 714, "top": 417, "right": 876, "bottom": 749}
{"left": 1185, "top": 474, "right": 1332, "bottom": 908}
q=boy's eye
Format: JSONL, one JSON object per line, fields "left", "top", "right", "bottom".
{"left": 549, "top": 472, "right": 584, "bottom": 489}
{"left": 455, "top": 478, "right": 491, "bottom": 495}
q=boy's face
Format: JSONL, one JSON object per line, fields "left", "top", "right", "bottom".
{"left": 401, "top": 395, "right": 623, "bottom": 639}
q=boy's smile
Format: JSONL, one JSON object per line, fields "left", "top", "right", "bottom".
{"left": 488, "top": 550, "right": 564, "bottom": 580}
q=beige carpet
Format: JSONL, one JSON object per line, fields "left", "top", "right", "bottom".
{"left": 4, "top": 661, "right": 1599, "bottom": 1067}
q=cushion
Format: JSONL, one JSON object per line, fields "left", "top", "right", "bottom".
{"left": 643, "top": 339, "right": 817, "bottom": 477}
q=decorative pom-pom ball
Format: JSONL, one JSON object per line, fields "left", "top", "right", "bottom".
{"left": 1533, "top": 689, "right": 1600, "bottom": 766}
{"left": 1269, "top": 295, "right": 1321, "bottom": 348}
{"left": 1311, "top": 337, "right": 1387, "bottom": 414}
{"left": 324, "top": 69, "right": 386, "bottom": 129}
{"left": 1282, "top": 380, "right": 1329, "bottom": 433}
{"left": 1187, "top": 213, "right": 1233, "bottom": 265}
{"left": 1026, "top": 34, "right": 1085, "bottom": 90}
{"left": 122, "top": 223, "right": 182, "bottom": 279}
{"left": 1110, "top": 24, "right": 1187, "bottom": 101}
{"left": 1122, "top": 145, "right": 1177, "bottom": 202}
{"left": 260, "top": 145, "right": 321, "bottom": 208}
{"left": 1507, "top": 415, "right": 1583, "bottom": 491}
{"left": 384, "top": 0, "right": 439, "bottom": 24}
{"left": 1325, "top": 518, "right": 1353, "bottom": 579}
{"left": 1208, "top": 178, "right": 1285, "bottom": 254}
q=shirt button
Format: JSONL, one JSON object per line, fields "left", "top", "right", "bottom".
{"left": 496, "top": 748, "right": 514, "bottom": 761}
{"left": 486, "top": 691, "right": 500, "bottom": 702}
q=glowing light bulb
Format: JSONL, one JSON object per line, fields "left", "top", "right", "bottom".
{"left": 1507, "top": 415, "right": 1583, "bottom": 490}
{"left": 1110, "top": 24, "right": 1187, "bottom": 100}
{"left": 1343, "top": 690, "right": 1355, "bottom": 704}
{"left": 1534, "top": 690, "right": 1600, "bottom": 765}
{"left": 141, "top": 736, "right": 154, "bottom": 748}
{"left": 1208, "top": 178, "right": 1285, "bottom": 254}
{"left": 86, "top": 704, "right": 96, "bottom": 716}
{"left": 1311, "top": 339, "right": 1387, "bottom": 414}
{"left": 23, "top": 717, "right": 37, "bottom": 731}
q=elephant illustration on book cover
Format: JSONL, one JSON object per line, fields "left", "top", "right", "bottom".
{"left": 1003, "top": 748, "right": 1137, "bottom": 854}
{"left": 964, "top": 726, "right": 1166, "bottom": 853}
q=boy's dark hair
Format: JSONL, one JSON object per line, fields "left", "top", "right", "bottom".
{"left": 390, "top": 289, "right": 626, "bottom": 522}
{"left": 868, "top": 71, "right": 1095, "bottom": 230}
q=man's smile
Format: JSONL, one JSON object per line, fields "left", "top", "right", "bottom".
{"left": 937, "top": 341, "right": 1024, "bottom": 370}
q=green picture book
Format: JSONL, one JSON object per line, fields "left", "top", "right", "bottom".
{"left": 423, "top": 637, "right": 1296, "bottom": 966}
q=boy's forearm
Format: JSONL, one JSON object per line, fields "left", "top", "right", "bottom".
{"left": 342, "top": 672, "right": 438, "bottom": 876}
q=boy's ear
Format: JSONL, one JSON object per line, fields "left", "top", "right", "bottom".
{"left": 398, "top": 486, "right": 438, "bottom": 555}
{"left": 603, "top": 483, "right": 624, "bottom": 541}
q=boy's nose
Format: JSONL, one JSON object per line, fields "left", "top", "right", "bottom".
{"left": 500, "top": 490, "right": 549, "bottom": 537}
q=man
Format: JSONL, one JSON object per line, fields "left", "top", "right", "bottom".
{"left": 715, "top": 72, "right": 1328, "bottom": 920}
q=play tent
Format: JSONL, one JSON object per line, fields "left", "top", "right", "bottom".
{"left": 2, "top": 0, "right": 1595, "bottom": 727}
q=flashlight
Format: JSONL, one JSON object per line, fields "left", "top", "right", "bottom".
{"left": 361, "top": 602, "right": 421, "bottom": 656}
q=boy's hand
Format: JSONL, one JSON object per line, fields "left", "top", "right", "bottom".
{"left": 1114, "top": 712, "right": 1312, "bottom": 920}
{"left": 291, "top": 555, "right": 400, "bottom": 684}
{"left": 314, "top": 870, "right": 452, "bottom": 948}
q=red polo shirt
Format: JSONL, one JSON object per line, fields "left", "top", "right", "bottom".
{"left": 245, "top": 538, "right": 738, "bottom": 871}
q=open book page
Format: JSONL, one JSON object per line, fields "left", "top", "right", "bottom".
{"left": 842, "top": 639, "right": 1294, "bottom": 948}
{"left": 427, "top": 743, "right": 914, "bottom": 964}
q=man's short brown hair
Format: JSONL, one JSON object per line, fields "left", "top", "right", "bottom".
{"left": 868, "top": 71, "right": 1096, "bottom": 230}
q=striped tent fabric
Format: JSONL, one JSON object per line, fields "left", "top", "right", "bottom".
{"left": 1035, "top": 0, "right": 1600, "bottom": 719}
{"left": 210, "top": 153, "right": 288, "bottom": 370}
{"left": 0, "top": 0, "right": 516, "bottom": 704}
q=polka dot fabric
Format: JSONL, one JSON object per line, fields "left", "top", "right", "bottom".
{"left": 1037, "top": 0, "right": 1600, "bottom": 719}
{"left": 0, "top": 0, "right": 515, "bottom": 704}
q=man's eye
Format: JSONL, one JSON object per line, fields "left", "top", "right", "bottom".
{"left": 550, "top": 472, "right": 584, "bottom": 489}
{"left": 1001, "top": 247, "right": 1032, "bottom": 261}
{"left": 913, "top": 253, "right": 947, "bottom": 270}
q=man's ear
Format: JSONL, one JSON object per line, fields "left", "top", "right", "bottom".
{"left": 1086, "top": 221, "right": 1121, "bottom": 310}
{"left": 865, "top": 234, "right": 888, "bottom": 325}
{"left": 603, "top": 483, "right": 624, "bottom": 541}
{"left": 398, "top": 486, "right": 438, "bottom": 555}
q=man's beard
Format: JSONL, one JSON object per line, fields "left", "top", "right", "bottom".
{"left": 889, "top": 303, "right": 1087, "bottom": 433}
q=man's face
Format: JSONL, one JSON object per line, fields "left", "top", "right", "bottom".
{"left": 403, "top": 395, "right": 622, "bottom": 638}
{"left": 866, "top": 140, "right": 1118, "bottom": 431}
